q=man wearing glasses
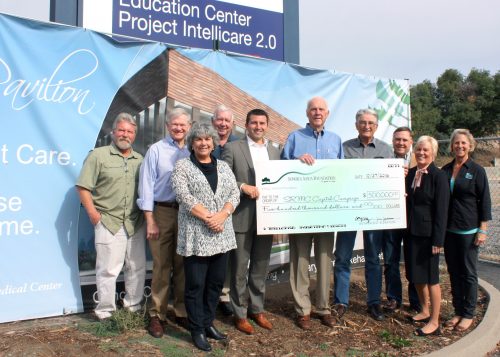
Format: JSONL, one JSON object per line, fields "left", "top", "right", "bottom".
{"left": 333, "top": 109, "right": 393, "bottom": 322}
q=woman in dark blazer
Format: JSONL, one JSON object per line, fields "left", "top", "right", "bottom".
{"left": 405, "top": 136, "right": 449, "bottom": 336}
{"left": 442, "top": 129, "right": 492, "bottom": 332}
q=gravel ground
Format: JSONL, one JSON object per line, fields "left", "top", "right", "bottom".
{"left": 481, "top": 205, "right": 500, "bottom": 261}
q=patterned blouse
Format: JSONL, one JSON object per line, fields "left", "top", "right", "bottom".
{"left": 172, "top": 157, "right": 240, "bottom": 257}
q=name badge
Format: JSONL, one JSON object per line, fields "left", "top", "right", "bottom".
{"left": 465, "top": 173, "right": 473, "bottom": 179}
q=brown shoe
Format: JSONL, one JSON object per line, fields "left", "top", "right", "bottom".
{"left": 234, "top": 318, "right": 254, "bottom": 335}
{"left": 296, "top": 315, "right": 311, "bottom": 330}
{"left": 148, "top": 316, "right": 164, "bottom": 338}
{"left": 318, "top": 314, "right": 335, "bottom": 328}
{"left": 334, "top": 304, "right": 347, "bottom": 319}
{"left": 249, "top": 313, "right": 273, "bottom": 330}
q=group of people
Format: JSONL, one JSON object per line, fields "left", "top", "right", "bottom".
{"left": 76, "top": 96, "right": 491, "bottom": 351}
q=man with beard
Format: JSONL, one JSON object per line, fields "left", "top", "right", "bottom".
{"left": 76, "top": 113, "right": 145, "bottom": 320}
{"left": 137, "top": 108, "right": 192, "bottom": 337}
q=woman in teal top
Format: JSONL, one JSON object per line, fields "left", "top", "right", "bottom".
{"left": 442, "top": 129, "right": 492, "bottom": 332}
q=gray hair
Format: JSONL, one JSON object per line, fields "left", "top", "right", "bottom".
{"left": 212, "top": 104, "right": 233, "bottom": 121}
{"left": 306, "top": 96, "right": 329, "bottom": 111}
{"left": 166, "top": 107, "right": 192, "bottom": 125}
{"left": 415, "top": 135, "right": 439, "bottom": 159}
{"left": 112, "top": 112, "right": 137, "bottom": 132}
{"left": 186, "top": 122, "right": 220, "bottom": 152}
{"left": 355, "top": 108, "right": 378, "bottom": 123}
{"left": 449, "top": 128, "right": 476, "bottom": 153}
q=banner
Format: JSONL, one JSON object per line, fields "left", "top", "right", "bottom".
{"left": 0, "top": 12, "right": 410, "bottom": 323}
{"left": 0, "top": 13, "right": 165, "bottom": 323}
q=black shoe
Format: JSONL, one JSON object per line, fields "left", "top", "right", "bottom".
{"left": 191, "top": 333, "right": 212, "bottom": 352}
{"left": 415, "top": 327, "right": 441, "bottom": 336}
{"left": 367, "top": 304, "right": 385, "bottom": 321}
{"left": 218, "top": 301, "right": 233, "bottom": 316}
{"left": 205, "top": 325, "right": 227, "bottom": 340}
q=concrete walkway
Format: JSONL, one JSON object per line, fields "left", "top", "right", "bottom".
{"left": 425, "top": 260, "right": 500, "bottom": 356}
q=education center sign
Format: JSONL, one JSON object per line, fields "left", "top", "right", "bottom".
{"left": 84, "top": 0, "right": 284, "bottom": 61}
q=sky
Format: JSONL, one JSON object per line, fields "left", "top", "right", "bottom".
{"left": 1, "top": 0, "right": 499, "bottom": 85}
{"left": 299, "top": 0, "right": 500, "bottom": 85}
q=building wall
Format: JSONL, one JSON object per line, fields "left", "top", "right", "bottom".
{"left": 167, "top": 49, "right": 300, "bottom": 145}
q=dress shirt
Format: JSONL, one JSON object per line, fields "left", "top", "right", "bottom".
{"left": 281, "top": 123, "right": 343, "bottom": 160}
{"left": 137, "top": 137, "right": 190, "bottom": 212}
{"left": 247, "top": 135, "right": 270, "bottom": 164}
{"left": 343, "top": 137, "right": 393, "bottom": 159}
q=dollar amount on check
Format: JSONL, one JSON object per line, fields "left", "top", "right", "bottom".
{"left": 255, "top": 159, "right": 407, "bottom": 235}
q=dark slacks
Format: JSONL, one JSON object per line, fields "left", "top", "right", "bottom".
{"left": 384, "top": 229, "right": 420, "bottom": 309}
{"left": 184, "top": 253, "right": 228, "bottom": 334}
{"left": 444, "top": 232, "right": 479, "bottom": 318}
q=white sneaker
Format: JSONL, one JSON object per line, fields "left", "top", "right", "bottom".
{"left": 94, "top": 310, "right": 112, "bottom": 320}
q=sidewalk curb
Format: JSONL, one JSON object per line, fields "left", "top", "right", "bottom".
{"left": 425, "top": 278, "right": 500, "bottom": 357}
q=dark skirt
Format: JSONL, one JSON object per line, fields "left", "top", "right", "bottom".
{"left": 406, "top": 234, "right": 440, "bottom": 285}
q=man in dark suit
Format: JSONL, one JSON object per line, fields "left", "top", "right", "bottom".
{"left": 222, "top": 109, "right": 281, "bottom": 335}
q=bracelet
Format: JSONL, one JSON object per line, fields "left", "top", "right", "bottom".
{"left": 478, "top": 229, "right": 488, "bottom": 235}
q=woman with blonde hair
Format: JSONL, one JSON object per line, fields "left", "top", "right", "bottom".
{"left": 442, "top": 129, "right": 491, "bottom": 332}
{"left": 405, "top": 136, "right": 449, "bottom": 336}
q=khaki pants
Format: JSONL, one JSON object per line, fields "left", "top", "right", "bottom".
{"left": 289, "top": 233, "right": 335, "bottom": 316}
{"left": 94, "top": 223, "right": 146, "bottom": 319}
{"left": 148, "top": 206, "right": 186, "bottom": 320}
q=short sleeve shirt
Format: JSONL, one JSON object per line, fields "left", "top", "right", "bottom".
{"left": 76, "top": 144, "right": 144, "bottom": 235}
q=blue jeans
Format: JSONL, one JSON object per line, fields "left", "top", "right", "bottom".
{"left": 333, "top": 231, "right": 356, "bottom": 306}
{"left": 334, "top": 230, "right": 383, "bottom": 306}
{"left": 382, "top": 229, "right": 403, "bottom": 304}
{"left": 363, "top": 230, "right": 384, "bottom": 306}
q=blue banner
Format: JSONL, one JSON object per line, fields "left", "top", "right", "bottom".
{"left": 0, "top": 13, "right": 164, "bottom": 323}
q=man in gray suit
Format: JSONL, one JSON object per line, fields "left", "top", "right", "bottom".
{"left": 222, "top": 108, "right": 280, "bottom": 335}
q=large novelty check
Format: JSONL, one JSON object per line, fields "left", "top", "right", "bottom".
{"left": 255, "top": 159, "right": 407, "bottom": 235}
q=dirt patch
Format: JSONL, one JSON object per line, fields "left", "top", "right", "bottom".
{"left": 0, "top": 267, "right": 494, "bottom": 356}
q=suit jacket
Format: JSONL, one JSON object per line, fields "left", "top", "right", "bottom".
{"left": 221, "top": 138, "right": 281, "bottom": 233}
{"left": 405, "top": 162, "right": 450, "bottom": 246}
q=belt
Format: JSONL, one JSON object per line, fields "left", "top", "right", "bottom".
{"left": 154, "top": 201, "right": 179, "bottom": 209}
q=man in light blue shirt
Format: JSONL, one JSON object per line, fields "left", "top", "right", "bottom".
{"left": 281, "top": 96, "right": 343, "bottom": 330}
{"left": 137, "top": 107, "right": 191, "bottom": 338}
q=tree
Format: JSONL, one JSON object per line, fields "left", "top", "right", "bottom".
{"left": 410, "top": 68, "right": 499, "bottom": 139}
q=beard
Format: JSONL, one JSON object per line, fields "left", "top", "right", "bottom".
{"left": 114, "top": 138, "right": 132, "bottom": 150}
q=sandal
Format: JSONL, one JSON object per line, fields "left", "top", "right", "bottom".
{"left": 455, "top": 318, "right": 473, "bottom": 332}
{"left": 443, "top": 316, "right": 461, "bottom": 329}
